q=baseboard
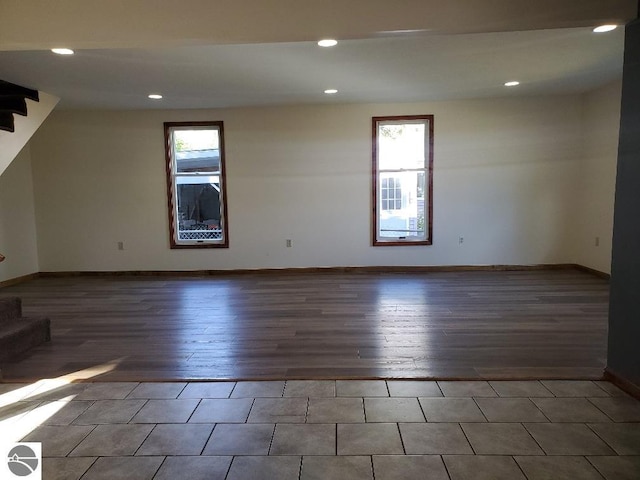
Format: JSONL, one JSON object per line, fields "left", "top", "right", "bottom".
{"left": 603, "top": 368, "right": 640, "bottom": 400}
{"left": 0, "top": 272, "right": 39, "bottom": 288}
{"left": 573, "top": 264, "right": 611, "bottom": 280}
{"left": 39, "top": 263, "right": 589, "bottom": 277}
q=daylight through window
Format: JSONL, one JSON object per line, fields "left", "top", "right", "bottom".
{"left": 372, "top": 115, "right": 433, "bottom": 246}
{"left": 164, "top": 122, "right": 229, "bottom": 248}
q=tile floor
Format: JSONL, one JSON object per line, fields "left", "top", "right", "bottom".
{"left": 1, "top": 380, "right": 639, "bottom": 479}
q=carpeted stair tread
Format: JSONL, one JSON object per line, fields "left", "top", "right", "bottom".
{"left": 0, "top": 296, "right": 51, "bottom": 363}
{"left": 0, "top": 296, "right": 22, "bottom": 323}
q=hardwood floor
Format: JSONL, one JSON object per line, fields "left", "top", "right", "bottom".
{"left": 0, "top": 269, "right": 609, "bottom": 382}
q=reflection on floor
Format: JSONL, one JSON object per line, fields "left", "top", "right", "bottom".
{"left": 1, "top": 380, "right": 639, "bottom": 480}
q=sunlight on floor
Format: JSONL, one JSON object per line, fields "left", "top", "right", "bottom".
{"left": 0, "top": 359, "right": 123, "bottom": 442}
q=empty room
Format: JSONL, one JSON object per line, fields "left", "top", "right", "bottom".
{"left": 0, "top": 1, "right": 639, "bottom": 479}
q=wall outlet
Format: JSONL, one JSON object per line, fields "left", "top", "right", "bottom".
{"left": 117, "top": 241, "right": 124, "bottom": 250}
{"left": 286, "top": 239, "right": 292, "bottom": 248}
{"left": 595, "top": 236, "right": 600, "bottom": 247}
{"left": 458, "top": 236, "right": 464, "bottom": 245}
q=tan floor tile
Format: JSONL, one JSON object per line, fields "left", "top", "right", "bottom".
{"left": 336, "top": 380, "right": 388, "bottom": 397}
{"left": 524, "top": 423, "right": 615, "bottom": 455}
{"left": 419, "top": 398, "right": 486, "bottom": 422}
{"left": 69, "top": 424, "right": 154, "bottom": 456}
{"left": 284, "top": 380, "right": 335, "bottom": 397}
{"left": 515, "top": 455, "right": 604, "bottom": 480}
{"left": 22, "top": 425, "right": 95, "bottom": 457}
{"left": 589, "top": 396, "right": 640, "bottom": 422}
{"left": 127, "top": 382, "right": 186, "bottom": 399}
{"left": 203, "top": 423, "right": 275, "bottom": 455}
{"left": 189, "top": 398, "right": 253, "bottom": 423}
{"left": 338, "top": 423, "right": 403, "bottom": 454}
{"left": 73, "top": 399, "right": 146, "bottom": 424}
{"left": 136, "top": 423, "right": 213, "bottom": 455}
{"left": 307, "top": 397, "right": 365, "bottom": 423}
{"left": 400, "top": 423, "right": 473, "bottom": 455}
{"left": 532, "top": 398, "right": 611, "bottom": 422}
{"left": 364, "top": 397, "right": 425, "bottom": 422}
{"left": 588, "top": 455, "right": 640, "bottom": 480}
{"left": 461, "top": 423, "right": 544, "bottom": 455}
{"left": 42, "top": 457, "right": 97, "bottom": 480}
{"left": 588, "top": 423, "right": 640, "bottom": 455}
{"left": 541, "top": 380, "right": 609, "bottom": 397}
{"left": 475, "top": 398, "right": 548, "bottom": 422}
{"left": 178, "top": 382, "right": 235, "bottom": 399}
{"left": 386, "top": 381, "right": 442, "bottom": 397}
{"left": 80, "top": 456, "right": 163, "bottom": 480}
{"left": 226, "top": 455, "right": 301, "bottom": 480}
{"left": 301, "top": 456, "right": 373, "bottom": 480}
{"left": 489, "top": 380, "right": 554, "bottom": 397}
{"left": 373, "top": 455, "right": 449, "bottom": 480}
{"left": 444, "top": 455, "right": 526, "bottom": 480}
{"left": 270, "top": 424, "right": 335, "bottom": 455}
{"left": 153, "top": 456, "right": 232, "bottom": 480}
{"left": 130, "top": 398, "right": 199, "bottom": 423}
{"left": 437, "top": 381, "right": 497, "bottom": 397}
{"left": 247, "top": 397, "right": 307, "bottom": 423}
{"left": 230, "top": 381, "right": 285, "bottom": 398}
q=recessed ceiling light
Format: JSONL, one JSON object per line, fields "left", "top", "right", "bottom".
{"left": 593, "top": 25, "right": 617, "bottom": 33}
{"left": 504, "top": 81, "right": 520, "bottom": 87}
{"left": 324, "top": 89, "right": 338, "bottom": 94}
{"left": 51, "top": 48, "right": 74, "bottom": 55}
{"left": 148, "top": 94, "right": 163, "bottom": 99}
{"left": 318, "top": 39, "right": 338, "bottom": 47}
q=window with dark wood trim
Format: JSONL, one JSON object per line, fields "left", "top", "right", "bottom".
{"left": 372, "top": 115, "right": 433, "bottom": 246}
{"left": 164, "top": 121, "right": 229, "bottom": 248}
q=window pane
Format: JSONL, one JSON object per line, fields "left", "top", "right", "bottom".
{"left": 378, "top": 121, "right": 427, "bottom": 170}
{"left": 174, "top": 129, "right": 220, "bottom": 173}
{"left": 378, "top": 170, "right": 426, "bottom": 239}
{"left": 165, "top": 121, "right": 228, "bottom": 248}
{"left": 176, "top": 180, "right": 223, "bottom": 241}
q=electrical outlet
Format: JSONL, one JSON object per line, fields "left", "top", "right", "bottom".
{"left": 286, "top": 239, "right": 292, "bottom": 248}
{"left": 595, "top": 236, "right": 600, "bottom": 247}
{"left": 459, "top": 236, "right": 464, "bottom": 245}
{"left": 117, "top": 241, "right": 124, "bottom": 250}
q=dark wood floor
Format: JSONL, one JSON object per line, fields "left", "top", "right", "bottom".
{"left": 0, "top": 269, "right": 609, "bottom": 382}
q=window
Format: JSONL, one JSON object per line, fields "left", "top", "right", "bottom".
{"left": 372, "top": 115, "right": 433, "bottom": 246}
{"left": 164, "top": 121, "right": 229, "bottom": 248}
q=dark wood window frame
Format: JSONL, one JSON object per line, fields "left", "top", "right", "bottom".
{"left": 164, "top": 121, "right": 230, "bottom": 249}
{"left": 372, "top": 115, "right": 434, "bottom": 246}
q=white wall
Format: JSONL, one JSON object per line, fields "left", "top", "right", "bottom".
{"left": 0, "top": 145, "right": 39, "bottom": 281}
{"left": 573, "top": 80, "right": 622, "bottom": 274}
{"left": 29, "top": 95, "right": 585, "bottom": 272}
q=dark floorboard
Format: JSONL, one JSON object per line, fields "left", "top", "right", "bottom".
{"left": 0, "top": 269, "right": 609, "bottom": 381}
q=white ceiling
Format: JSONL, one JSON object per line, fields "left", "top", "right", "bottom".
{"left": 1, "top": 0, "right": 632, "bottom": 110}
{"left": 0, "top": 26, "right": 625, "bottom": 110}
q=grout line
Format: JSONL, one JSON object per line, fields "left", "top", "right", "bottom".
{"left": 472, "top": 397, "right": 490, "bottom": 423}
{"left": 511, "top": 455, "right": 530, "bottom": 479}
{"left": 417, "top": 396, "right": 428, "bottom": 422}
{"left": 435, "top": 381, "right": 445, "bottom": 397}
{"left": 184, "top": 398, "right": 202, "bottom": 423}
{"left": 584, "top": 455, "right": 609, "bottom": 480}
{"left": 439, "top": 455, "right": 453, "bottom": 480}
{"left": 370, "top": 454, "right": 376, "bottom": 480}
{"left": 199, "top": 422, "right": 217, "bottom": 455}
{"left": 267, "top": 423, "right": 277, "bottom": 455}
{"left": 245, "top": 398, "right": 256, "bottom": 423}
{"left": 304, "top": 397, "right": 309, "bottom": 423}
{"left": 77, "top": 456, "right": 100, "bottom": 480}
{"left": 228, "top": 382, "right": 238, "bottom": 398}
{"left": 458, "top": 422, "right": 477, "bottom": 455}
{"left": 297, "top": 455, "right": 303, "bottom": 480}
{"left": 362, "top": 397, "right": 367, "bottom": 422}
{"left": 585, "top": 422, "right": 619, "bottom": 454}
{"left": 529, "top": 397, "right": 553, "bottom": 423}
{"left": 384, "top": 380, "right": 390, "bottom": 397}
{"left": 521, "top": 422, "right": 547, "bottom": 455}
{"left": 335, "top": 423, "right": 338, "bottom": 455}
{"left": 224, "top": 456, "right": 235, "bottom": 480}
{"left": 586, "top": 397, "right": 617, "bottom": 422}
{"left": 132, "top": 422, "right": 157, "bottom": 456}
{"left": 396, "top": 422, "right": 407, "bottom": 455}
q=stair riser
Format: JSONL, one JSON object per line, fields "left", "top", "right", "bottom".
{"left": 0, "top": 297, "right": 22, "bottom": 323}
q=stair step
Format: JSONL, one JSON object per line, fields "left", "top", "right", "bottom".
{"left": 0, "top": 80, "right": 39, "bottom": 102}
{"left": 0, "top": 111, "right": 14, "bottom": 132}
{"left": 0, "top": 96, "right": 28, "bottom": 116}
{"left": 0, "top": 297, "right": 22, "bottom": 323}
{"left": 0, "top": 317, "right": 51, "bottom": 363}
